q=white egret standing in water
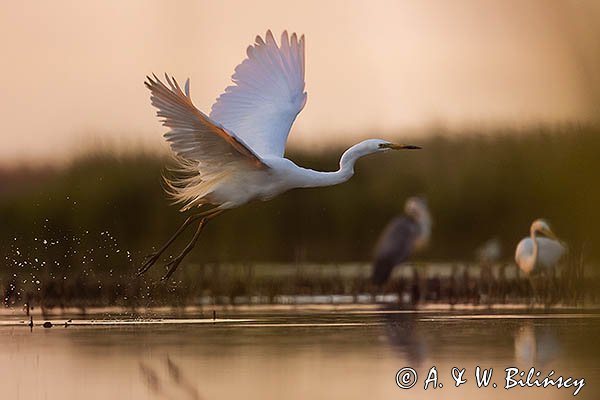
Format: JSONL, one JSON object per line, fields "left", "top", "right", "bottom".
{"left": 139, "top": 30, "right": 421, "bottom": 279}
{"left": 515, "top": 219, "right": 566, "bottom": 275}
{"left": 371, "top": 197, "right": 431, "bottom": 286}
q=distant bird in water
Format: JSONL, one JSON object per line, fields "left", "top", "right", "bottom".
{"left": 139, "top": 30, "right": 421, "bottom": 279}
{"left": 515, "top": 219, "right": 566, "bottom": 275}
{"left": 475, "top": 237, "right": 502, "bottom": 266}
{"left": 475, "top": 237, "right": 502, "bottom": 303}
{"left": 371, "top": 197, "right": 432, "bottom": 286}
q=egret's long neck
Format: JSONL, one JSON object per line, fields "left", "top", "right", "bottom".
{"left": 530, "top": 227, "right": 540, "bottom": 267}
{"left": 295, "top": 143, "right": 375, "bottom": 188}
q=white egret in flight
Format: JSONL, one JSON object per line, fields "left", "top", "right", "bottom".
{"left": 139, "top": 30, "right": 421, "bottom": 279}
{"left": 515, "top": 219, "right": 566, "bottom": 275}
{"left": 371, "top": 197, "right": 431, "bottom": 286}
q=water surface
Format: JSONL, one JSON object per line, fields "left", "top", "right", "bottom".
{"left": 1, "top": 307, "right": 598, "bottom": 399}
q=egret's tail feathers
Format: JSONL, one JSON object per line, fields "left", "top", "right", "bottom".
{"left": 162, "top": 156, "right": 226, "bottom": 212}
{"left": 162, "top": 156, "right": 202, "bottom": 211}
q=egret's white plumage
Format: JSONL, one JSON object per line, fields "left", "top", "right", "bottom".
{"left": 210, "top": 30, "right": 307, "bottom": 159}
{"left": 141, "top": 30, "right": 420, "bottom": 279}
{"left": 515, "top": 219, "right": 566, "bottom": 275}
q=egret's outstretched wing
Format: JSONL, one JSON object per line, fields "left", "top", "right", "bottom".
{"left": 210, "top": 30, "right": 307, "bottom": 158}
{"left": 145, "top": 74, "right": 267, "bottom": 170}
{"left": 372, "top": 216, "right": 419, "bottom": 285}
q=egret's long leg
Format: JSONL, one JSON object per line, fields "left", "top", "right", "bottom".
{"left": 161, "top": 210, "right": 224, "bottom": 281}
{"left": 137, "top": 208, "right": 221, "bottom": 276}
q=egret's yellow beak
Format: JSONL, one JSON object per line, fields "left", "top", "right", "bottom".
{"left": 381, "top": 143, "right": 422, "bottom": 150}
{"left": 542, "top": 228, "right": 559, "bottom": 241}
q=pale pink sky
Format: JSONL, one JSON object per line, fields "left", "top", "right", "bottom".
{"left": 1, "top": 0, "right": 599, "bottom": 165}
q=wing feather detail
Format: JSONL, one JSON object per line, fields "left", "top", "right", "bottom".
{"left": 210, "top": 30, "right": 307, "bottom": 158}
{"left": 145, "top": 74, "right": 268, "bottom": 170}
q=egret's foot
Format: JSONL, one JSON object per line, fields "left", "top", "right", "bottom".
{"left": 161, "top": 257, "right": 184, "bottom": 281}
{"left": 137, "top": 253, "right": 161, "bottom": 276}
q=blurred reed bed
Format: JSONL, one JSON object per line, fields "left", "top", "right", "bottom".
{"left": 0, "top": 125, "right": 598, "bottom": 309}
{"left": 1, "top": 261, "right": 596, "bottom": 313}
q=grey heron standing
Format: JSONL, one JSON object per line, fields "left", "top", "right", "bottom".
{"left": 371, "top": 197, "right": 432, "bottom": 286}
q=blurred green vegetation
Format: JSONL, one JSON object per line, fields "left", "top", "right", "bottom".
{"left": 0, "top": 125, "right": 599, "bottom": 306}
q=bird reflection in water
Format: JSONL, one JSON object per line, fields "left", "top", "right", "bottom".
{"left": 514, "top": 321, "right": 561, "bottom": 367}
{"left": 382, "top": 313, "right": 428, "bottom": 366}
{"left": 139, "top": 356, "right": 202, "bottom": 400}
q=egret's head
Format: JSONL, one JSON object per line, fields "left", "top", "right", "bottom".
{"left": 340, "top": 139, "right": 422, "bottom": 169}
{"left": 530, "top": 218, "right": 559, "bottom": 240}
{"left": 376, "top": 140, "right": 422, "bottom": 152}
{"left": 353, "top": 139, "right": 421, "bottom": 154}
